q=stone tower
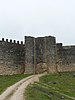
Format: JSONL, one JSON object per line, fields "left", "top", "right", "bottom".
{"left": 25, "top": 36, "right": 57, "bottom": 74}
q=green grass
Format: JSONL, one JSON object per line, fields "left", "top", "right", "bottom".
{"left": 0, "top": 74, "right": 30, "bottom": 94}
{"left": 25, "top": 85, "right": 50, "bottom": 100}
{"left": 40, "top": 72, "right": 75, "bottom": 97}
{"left": 25, "top": 72, "right": 75, "bottom": 100}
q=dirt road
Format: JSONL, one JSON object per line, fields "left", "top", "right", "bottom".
{"left": 0, "top": 73, "right": 46, "bottom": 100}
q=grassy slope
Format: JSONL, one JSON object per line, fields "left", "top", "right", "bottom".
{"left": 25, "top": 72, "right": 75, "bottom": 100}
{"left": 0, "top": 74, "right": 30, "bottom": 94}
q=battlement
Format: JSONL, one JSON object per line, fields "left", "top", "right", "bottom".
{"left": 0, "top": 38, "right": 24, "bottom": 45}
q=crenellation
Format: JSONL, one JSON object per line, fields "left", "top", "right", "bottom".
{"left": 21, "top": 41, "right": 23, "bottom": 44}
{"left": 13, "top": 40, "right": 16, "bottom": 43}
{"left": 6, "top": 39, "right": 8, "bottom": 42}
{"left": 2, "top": 38, "right": 4, "bottom": 41}
{"left": 17, "top": 41, "right": 19, "bottom": 44}
{"left": 10, "top": 39, "right": 12, "bottom": 43}
{"left": 0, "top": 38, "right": 24, "bottom": 45}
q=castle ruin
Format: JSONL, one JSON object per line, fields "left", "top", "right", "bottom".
{"left": 0, "top": 35, "right": 75, "bottom": 75}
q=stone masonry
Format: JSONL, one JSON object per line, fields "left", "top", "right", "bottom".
{"left": 0, "top": 38, "right": 25, "bottom": 75}
{"left": 0, "top": 35, "right": 75, "bottom": 75}
{"left": 25, "top": 36, "right": 57, "bottom": 74}
{"left": 56, "top": 43, "right": 75, "bottom": 72}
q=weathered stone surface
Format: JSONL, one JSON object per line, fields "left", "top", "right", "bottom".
{"left": 45, "top": 36, "right": 57, "bottom": 73}
{"left": 56, "top": 44, "right": 75, "bottom": 72}
{"left": 0, "top": 39, "right": 25, "bottom": 75}
{"left": 25, "top": 36, "right": 35, "bottom": 74}
{"left": 25, "top": 36, "right": 57, "bottom": 74}
{"left": 0, "top": 35, "right": 75, "bottom": 75}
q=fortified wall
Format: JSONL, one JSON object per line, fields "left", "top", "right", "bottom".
{"left": 0, "top": 38, "right": 25, "bottom": 75}
{"left": 0, "top": 35, "right": 75, "bottom": 75}
{"left": 57, "top": 43, "right": 75, "bottom": 72}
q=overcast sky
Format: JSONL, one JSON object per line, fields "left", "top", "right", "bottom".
{"left": 0, "top": 0, "right": 75, "bottom": 45}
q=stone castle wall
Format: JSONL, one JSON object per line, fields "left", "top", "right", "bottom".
{"left": 0, "top": 38, "right": 25, "bottom": 75}
{"left": 0, "top": 35, "right": 75, "bottom": 75}
{"left": 57, "top": 43, "right": 75, "bottom": 72}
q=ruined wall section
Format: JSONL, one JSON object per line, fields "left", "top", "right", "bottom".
{"left": 57, "top": 44, "right": 75, "bottom": 72}
{"left": 25, "top": 36, "right": 35, "bottom": 74}
{"left": 0, "top": 38, "right": 25, "bottom": 75}
{"left": 45, "top": 36, "right": 57, "bottom": 73}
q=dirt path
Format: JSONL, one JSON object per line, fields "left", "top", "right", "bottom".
{"left": 0, "top": 73, "right": 46, "bottom": 100}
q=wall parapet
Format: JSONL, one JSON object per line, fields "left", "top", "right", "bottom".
{"left": 0, "top": 38, "right": 24, "bottom": 45}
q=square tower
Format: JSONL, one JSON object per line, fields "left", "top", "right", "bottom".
{"left": 25, "top": 36, "right": 57, "bottom": 74}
